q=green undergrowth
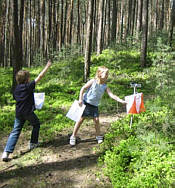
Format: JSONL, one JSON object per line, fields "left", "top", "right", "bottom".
{"left": 0, "top": 49, "right": 154, "bottom": 140}
{"left": 98, "top": 105, "right": 175, "bottom": 187}
{"left": 0, "top": 47, "right": 175, "bottom": 187}
{"left": 96, "top": 48, "right": 175, "bottom": 187}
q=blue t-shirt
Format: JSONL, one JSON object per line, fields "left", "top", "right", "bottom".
{"left": 14, "top": 80, "right": 36, "bottom": 117}
{"left": 83, "top": 79, "right": 107, "bottom": 106}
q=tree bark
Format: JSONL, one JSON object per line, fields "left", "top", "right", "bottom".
{"left": 12, "top": 0, "right": 24, "bottom": 90}
{"left": 77, "top": 0, "right": 81, "bottom": 44}
{"left": 4, "top": 0, "right": 10, "bottom": 67}
{"left": 169, "top": 0, "right": 175, "bottom": 47}
{"left": 84, "top": 0, "right": 94, "bottom": 82}
{"left": 111, "top": 0, "right": 117, "bottom": 42}
{"left": 97, "top": 0, "right": 104, "bottom": 55}
{"left": 140, "top": 0, "right": 149, "bottom": 67}
{"left": 159, "top": 0, "right": 164, "bottom": 30}
{"left": 137, "top": 0, "right": 143, "bottom": 38}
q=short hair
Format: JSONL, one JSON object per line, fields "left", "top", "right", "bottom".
{"left": 16, "top": 70, "right": 30, "bottom": 84}
{"left": 95, "top": 66, "right": 109, "bottom": 80}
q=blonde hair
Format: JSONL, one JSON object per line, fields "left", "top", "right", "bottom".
{"left": 95, "top": 66, "right": 109, "bottom": 82}
{"left": 16, "top": 70, "right": 30, "bottom": 84}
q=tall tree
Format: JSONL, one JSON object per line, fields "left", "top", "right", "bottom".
{"left": 111, "top": 0, "right": 117, "bottom": 42}
{"left": 84, "top": 0, "right": 94, "bottom": 82}
{"left": 126, "top": 0, "right": 132, "bottom": 37}
{"left": 120, "top": 0, "right": 124, "bottom": 42}
{"left": 140, "top": 0, "right": 149, "bottom": 67}
{"left": 107, "top": 0, "right": 111, "bottom": 45}
{"left": 137, "top": 0, "right": 143, "bottom": 38}
{"left": 159, "top": 0, "right": 164, "bottom": 30}
{"left": 77, "top": 0, "right": 81, "bottom": 44}
{"left": 4, "top": 0, "right": 10, "bottom": 67}
{"left": 68, "top": 0, "right": 74, "bottom": 45}
{"left": 97, "top": 0, "right": 104, "bottom": 55}
{"left": 169, "top": 0, "right": 175, "bottom": 46}
{"left": 63, "top": 0, "right": 68, "bottom": 45}
{"left": 12, "top": 0, "right": 24, "bottom": 90}
{"left": 60, "top": 0, "right": 64, "bottom": 49}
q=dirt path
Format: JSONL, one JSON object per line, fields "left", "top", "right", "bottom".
{"left": 0, "top": 113, "right": 123, "bottom": 188}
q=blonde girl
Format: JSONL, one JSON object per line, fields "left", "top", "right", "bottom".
{"left": 70, "top": 66, "right": 126, "bottom": 146}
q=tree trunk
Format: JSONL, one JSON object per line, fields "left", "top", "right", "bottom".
{"left": 12, "top": 0, "right": 24, "bottom": 90}
{"left": 60, "top": 0, "right": 64, "bottom": 49}
{"left": 131, "top": 0, "right": 136, "bottom": 36}
{"left": 84, "top": 0, "right": 94, "bottom": 82}
{"left": 37, "top": 0, "right": 40, "bottom": 50}
{"left": 4, "top": 0, "right": 10, "bottom": 67}
{"left": 120, "top": 0, "right": 124, "bottom": 42}
{"left": 69, "top": 0, "right": 74, "bottom": 45}
{"left": 107, "top": 0, "right": 111, "bottom": 45}
{"left": 159, "top": 0, "right": 164, "bottom": 30}
{"left": 126, "top": 0, "right": 132, "bottom": 37}
{"left": 77, "top": 0, "right": 81, "bottom": 44}
{"left": 140, "top": 0, "right": 149, "bottom": 67}
{"left": 29, "top": 0, "right": 32, "bottom": 67}
{"left": 63, "top": 0, "right": 68, "bottom": 46}
{"left": 169, "top": 0, "right": 175, "bottom": 47}
{"left": 97, "top": 0, "right": 104, "bottom": 55}
{"left": 111, "top": 0, "right": 117, "bottom": 42}
{"left": 137, "top": 0, "right": 143, "bottom": 38}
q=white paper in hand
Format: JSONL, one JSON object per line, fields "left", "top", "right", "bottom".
{"left": 66, "top": 100, "right": 86, "bottom": 122}
{"left": 34, "top": 93, "right": 45, "bottom": 110}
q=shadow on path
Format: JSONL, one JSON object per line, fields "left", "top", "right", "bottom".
{"left": 0, "top": 153, "right": 99, "bottom": 180}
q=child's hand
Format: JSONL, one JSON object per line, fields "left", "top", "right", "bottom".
{"left": 46, "top": 60, "right": 52, "bottom": 67}
{"left": 78, "top": 100, "right": 83, "bottom": 106}
{"left": 122, "top": 100, "right": 127, "bottom": 104}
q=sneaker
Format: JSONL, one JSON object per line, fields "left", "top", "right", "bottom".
{"left": 96, "top": 136, "right": 103, "bottom": 144}
{"left": 70, "top": 135, "right": 76, "bottom": 146}
{"left": 2, "top": 151, "right": 10, "bottom": 162}
{"left": 29, "top": 143, "right": 39, "bottom": 150}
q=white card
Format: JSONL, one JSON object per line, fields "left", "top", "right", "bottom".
{"left": 66, "top": 100, "right": 86, "bottom": 122}
{"left": 34, "top": 93, "right": 45, "bottom": 110}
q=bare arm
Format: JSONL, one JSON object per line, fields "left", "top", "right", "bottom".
{"left": 35, "top": 60, "right": 52, "bottom": 84}
{"left": 78, "top": 79, "right": 94, "bottom": 105}
{"left": 106, "top": 87, "right": 126, "bottom": 104}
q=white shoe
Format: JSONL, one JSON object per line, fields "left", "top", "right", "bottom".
{"left": 2, "top": 151, "right": 10, "bottom": 162}
{"left": 29, "top": 143, "right": 39, "bottom": 150}
{"left": 70, "top": 135, "right": 76, "bottom": 146}
{"left": 96, "top": 136, "right": 103, "bottom": 144}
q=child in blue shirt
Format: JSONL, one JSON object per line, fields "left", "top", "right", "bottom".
{"left": 2, "top": 61, "right": 51, "bottom": 161}
{"left": 70, "top": 66, "right": 126, "bottom": 146}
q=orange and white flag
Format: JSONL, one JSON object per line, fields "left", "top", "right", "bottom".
{"left": 125, "top": 93, "right": 145, "bottom": 114}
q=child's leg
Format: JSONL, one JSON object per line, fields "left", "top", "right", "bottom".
{"left": 26, "top": 112, "right": 40, "bottom": 144}
{"left": 72, "top": 117, "right": 85, "bottom": 137}
{"left": 4, "top": 118, "right": 25, "bottom": 153}
{"left": 93, "top": 117, "right": 100, "bottom": 136}
{"left": 93, "top": 117, "right": 103, "bottom": 144}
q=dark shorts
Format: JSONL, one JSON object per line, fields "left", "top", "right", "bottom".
{"left": 82, "top": 101, "right": 99, "bottom": 118}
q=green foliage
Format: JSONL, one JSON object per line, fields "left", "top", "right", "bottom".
{"left": 102, "top": 136, "right": 175, "bottom": 188}
{"left": 1, "top": 41, "right": 175, "bottom": 187}
{"left": 99, "top": 106, "right": 175, "bottom": 187}
{"left": 96, "top": 38, "right": 175, "bottom": 187}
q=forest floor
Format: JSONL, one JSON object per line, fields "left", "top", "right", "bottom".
{"left": 0, "top": 113, "right": 124, "bottom": 188}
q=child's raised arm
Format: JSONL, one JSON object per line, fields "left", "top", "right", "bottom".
{"left": 35, "top": 60, "right": 52, "bottom": 84}
{"left": 106, "top": 87, "right": 126, "bottom": 104}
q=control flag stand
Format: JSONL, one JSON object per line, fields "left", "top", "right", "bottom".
{"left": 129, "top": 83, "right": 141, "bottom": 128}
